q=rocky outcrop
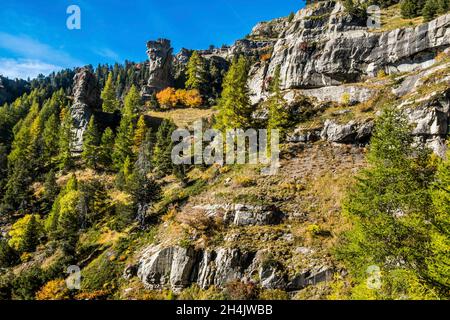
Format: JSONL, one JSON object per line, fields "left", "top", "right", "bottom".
{"left": 136, "top": 244, "right": 332, "bottom": 292}
{"left": 137, "top": 245, "right": 200, "bottom": 291}
{"left": 249, "top": 1, "right": 450, "bottom": 99}
{"left": 250, "top": 17, "right": 289, "bottom": 40}
{"left": 193, "top": 204, "right": 284, "bottom": 226}
{"left": 70, "top": 68, "right": 102, "bottom": 153}
{"left": 406, "top": 89, "right": 450, "bottom": 156}
{"left": 143, "top": 39, "right": 173, "bottom": 95}
{"left": 320, "top": 119, "right": 375, "bottom": 144}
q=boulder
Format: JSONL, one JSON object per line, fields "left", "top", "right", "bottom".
{"left": 320, "top": 119, "right": 374, "bottom": 144}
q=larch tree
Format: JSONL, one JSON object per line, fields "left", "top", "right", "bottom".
{"left": 82, "top": 116, "right": 101, "bottom": 169}
{"left": 101, "top": 72, "right": 119, "bottom": 113}
{"left": 186, "top": 51, "right": 208, "bottom": 94}
{"left": 215, "top": 56, "right": 253, "bottom": 131}
{"left": 267, "top": 65, "right": 290, "bottom": 142}
{"left": 99, "top": 127, "right": 115, "bottom": 169}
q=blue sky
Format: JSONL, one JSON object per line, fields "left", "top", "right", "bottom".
{"left": 0, "top": 0, "right": 305, "bottom": 80}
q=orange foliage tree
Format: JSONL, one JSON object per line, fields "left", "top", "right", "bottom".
{"left": 156, "top": 87, "right": 202, "bottom": 108}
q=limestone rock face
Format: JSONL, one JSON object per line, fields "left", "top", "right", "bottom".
{"left": 406, "top": 89, "right": 450, "bottom": 156}
{"left": 320, "top": 119, "right": 375, "bottom": 144}
{"left": 144, "top": 39, "right": 173, "bottom": 94}
{"left": 136, "top": 244, "right": 333, "bottom": 292}
{"left": 137, "top": 245, "right": 200, "bottom": 291}
{"left": 248, "top": 1, "right": 450, "bottom": 99}
{"left": 193, "top": 204, "right": 284, "bottom": 226}
{"left": 70, "top": 67, "right": 101, "bottom": 153}
{"left": 250, "top": 17, "right": 289, "bottom": 40}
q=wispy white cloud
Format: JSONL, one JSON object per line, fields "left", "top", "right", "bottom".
{"left": 0, "top": 58, "right": 63, "bottom": 80}
{"left": 93, "top": 48, "right": 121, "bottom": 61}
{"left": 0, "top": 32, "right": 82, "bottom": 67}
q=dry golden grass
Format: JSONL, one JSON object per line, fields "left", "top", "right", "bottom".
{"left": 372, "top": 4, "right": 424, "bottom": 33}
{"left": 148, "top": 107, "right": 215, "bottom": 128}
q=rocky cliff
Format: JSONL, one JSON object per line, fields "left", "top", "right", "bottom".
{"left": 70, "top": 68, "right": 102, "bottom": 153}
{"left": 249, "top": 1, "right": 450, "bottom": 102}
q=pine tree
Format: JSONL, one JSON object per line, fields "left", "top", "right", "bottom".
{"left": 99, "top": 127, "right": 115, "bottom": 169}
{"left": 422, "top": 0, "right": 438, "bottom": 21}
{"left": 116, "top": 156, "right": 132, "bottom": 190}
{"left": 42, "top": 113, "right": 60, "bottom": 168}
{"left": 153, "top": 119, "right": 177, "bottom": 176}
{"left": 22, "top": 215, "right": 40, "bottom": 253}
{"left": 401, "top": 0, "right": 426, "bottom": 18}
{"left": 288, "top": 12, "right": 295, "bottom": 22}
{"left": 58, "top": 108, "right": 74, "bottom": 171}
{"left": 135, "top": 129, "right": 153, "bottom": 175}
{"left": 123, "top": 85, "right": 141, "bottom": 121}
{"left": 215, "top": 56, "right": 253, "bottom": 130}
{"left": 337, "top": 107, "right": 435, "bottom": 298}
{"left": 428, "top": 148, "right": 450, "bottom": 293}
{"left": 437, "top": 0, "right": 450, "bottom": 14}
{"left": 133, "top": 115, "right": 147, "bottom": 153}
{"left": 112, "top": 116, "right": 134, "bottom": 170}
{"left": 268, "top": 65, "right": 290, "bottom": 142}
{"left": 2, "top": 115, "right": 34, "bottom": 212}
{"left": 186, "top": 51, "right": 208, "bottom": 94}
{"left": 127, "top": 164, "right": 161, "bottom": 226}
{"left": 82, "top": 116, "right": 100, "bottom": 169}
{"left": 56, "top": 189, "right": 81, "bottom": 254}
{"left": 41, "top": 170, "right": 59, "bottom": 213}
{"left": 101, "top": 72, "right": 119, "bottom": 112}
{"left": 45, "top": 174, "right": 78, "bottom": 236}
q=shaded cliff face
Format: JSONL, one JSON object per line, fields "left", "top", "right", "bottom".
{"left": 70, "top": 68, "right": 102, "bottom": 153}
{"left": 248, "top": 1, "right": 450, "bottom": 102}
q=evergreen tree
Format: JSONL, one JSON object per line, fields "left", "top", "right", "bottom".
{"left": 112, "top": 116, "right": 134, "bottom": 170}
{"left": 58, "top": 108, "right": 74, "bottom": 171}
{"left": 428, "top": 148, "right": 450, "bottom": 293}
{"left": 437, "top": 0, "right": 450, "bottom": 14}
{"left": 185, "top": 51, "right": 208, "bottom": 94}
{"left": 22, "top": 215, "right": 40, "bottom": 253}
{"left": 135, "top": 129, "right": 153, "bottom": 175}
{"left": 123, "top": 85, "right": 141, "bottom": 121}
{"left": 215, "top": 56, "right": 253, "bottom": 130}
{"left": 41, "top": 170, "right": 59, "bottom": 213}
{"left": 401, "top": 0, "right": 426, "bottom": 18}
{"left": 115, "top": 156, "right": 132, "bottom": 190}
{"left": 153, "top": 119, "right": 177, "bottom": 176}
{"left": 268, "top": 65, "right": 290, "bottom": 142}
{"left": 127, "top": 164, "right": 161, "bottom": 226}
{"left": 101, "top": 73, "right": 119, "bottom": 113}
{"left": 99, "top": 127, "right": 115, "bottom": 169}
{"left": 133, "top": 115, "right": 147, "bottom": 153}
{"left": 288, "top": 11, "right": 295, "bottom": 23}
{"left": 422, "top": 0, "right": 438, "bottom": 21}
{"left": 42, "top": 113, "right": 60, "bottom": 168}
{"left": 56, "top": 189, "right": 81, "bottom": 254}
{"left": 82, "top": 116, "right": 100, "bottom": 169}
{"left": 337, "top": 107, "right": 435, "bottom": 298}
{"left": 2, "top": 111, "right": 35, "bottom": 212}
{"left": 0, "top": 239, "right": 18, "bottom": 268}
{"left": 45, "top": 174, "right": 77, "bottom": 237}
